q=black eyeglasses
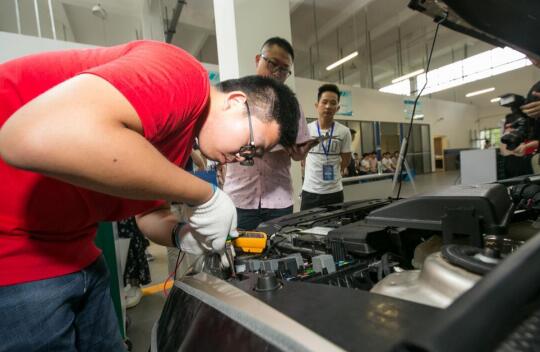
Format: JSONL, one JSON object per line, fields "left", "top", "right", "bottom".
{"left": 237, "top": 102, "right": 258, "bottom": 166}
{"left": 261, "top": 54, "right": 292, "bottom": 77}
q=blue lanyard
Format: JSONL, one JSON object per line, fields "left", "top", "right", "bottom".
{"left": 317, "top": 122, "right": 334, "bottom": 158}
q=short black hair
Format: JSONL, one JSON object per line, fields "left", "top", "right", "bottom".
{"left": 261, "top": 37, "right": 295, "bottom": 61}
{"left": 216, "top": 75, "right": 300, "bottom": 147}
{"left": 317, "top": 83, "right": 341, "bottom": 102}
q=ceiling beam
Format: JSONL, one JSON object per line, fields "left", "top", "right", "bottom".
{"left": 290, "top": 0, "right": 303, "bottom": 14}
{"left": 296, "top": 7, "right": 418, "bottom": 81}
{"left": 193, "top": 32, "right": 210, "bottom": 58}
{"left": 59, "top": 2, "right": 76, "bottom": 41}
{"left": 370, "top": 8, "right": 416, "bottom": 41}
{"left": 300, "top": 0, "right": 376, "bottom": 52}
{"left": 165, "top": 0, "right": 186, "bottom": 43}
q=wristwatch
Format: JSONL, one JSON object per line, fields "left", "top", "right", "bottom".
{"left": 171, "top": 222, "right": 186, "bottom": 248}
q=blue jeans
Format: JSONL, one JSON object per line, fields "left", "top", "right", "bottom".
{"left": 237, "top": 206, "right": 294, "bottom": 231}
{"left": 0, "top": 256, "right": 125, "bottom": 352}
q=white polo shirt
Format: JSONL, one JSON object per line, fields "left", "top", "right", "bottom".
{"left": 303, "top": 121, "right": 352, "bottom": 194}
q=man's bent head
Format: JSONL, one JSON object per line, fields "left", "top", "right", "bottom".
{"left": 198, "top": 75, "right": 300, "bottom": 164}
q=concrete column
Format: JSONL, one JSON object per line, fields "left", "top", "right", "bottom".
{"left": 141, "top": 0, "right": 165, "bottom": 41}
{"left": 213, "top": 0, "right": 294, "bottom": 88}
{"left": 213, "top": 0, "right": 303, "bottom": 210}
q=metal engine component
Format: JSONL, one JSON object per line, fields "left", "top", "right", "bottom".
{"left": 371, "top": 252, "right": 481, "bottom": 308}
{"left": 312, "top": 254, "right": 336, "bottom": 274}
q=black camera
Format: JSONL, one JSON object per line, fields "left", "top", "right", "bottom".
{"left": 499, "top": 94, "right": 532, "bottom": 150}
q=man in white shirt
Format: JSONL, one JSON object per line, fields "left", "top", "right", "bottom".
{"left": 359, "top": 153, "right": 370, "bottom": 174}
{"left": 391, "top": 151, "right": 399, "bottom": 169}
{"left": 301, "top": 84, "right": 352, "bottom": 210}
{"left": 382, "top": 152, "right": 395, "bottom": 173}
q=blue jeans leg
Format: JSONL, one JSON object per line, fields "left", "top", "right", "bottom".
{"left": 0, "top": 256, "right": 125, "bottom": 352}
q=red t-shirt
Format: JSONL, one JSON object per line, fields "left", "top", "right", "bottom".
{"left": 0, "top": 40, "right": 209, "bottom": 286}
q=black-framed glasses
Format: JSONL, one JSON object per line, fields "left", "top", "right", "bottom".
{"left": 237, "top": 102, "right": 257, "bottom": 166}
{"left": 261, "top": 54, "right": 292, "bottom": 77}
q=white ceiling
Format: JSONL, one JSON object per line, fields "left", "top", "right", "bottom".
{"left": 0, "top": 0, "right": 536, "bottom": 112}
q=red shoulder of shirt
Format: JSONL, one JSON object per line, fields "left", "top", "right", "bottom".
{"left": 82, "top": 40, "right": 210, "bottom": 145}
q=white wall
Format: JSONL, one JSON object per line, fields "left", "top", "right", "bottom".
{"left": 0, "top": 31, "right": 94, "bottom": 63}
{"left": 0, "top": 31, "right": 221, "bottom": 75}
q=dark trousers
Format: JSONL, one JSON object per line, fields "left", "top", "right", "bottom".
{"left": 0, "top": 256, "right": 125, "bottom": 352}
{"left": 300, "top": 190, "right": 344, "bottom": 211}
{"left": 237, "top": 206, "right": 294, "bottom": 231}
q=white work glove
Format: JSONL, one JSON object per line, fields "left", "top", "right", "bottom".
{"left": 183, "top": 188, "right": 238, "bottom": 252}
{"left": 173, "top": 223, "right": 233, "bottom": 268}
{"left": 174, "top": 223, "right": 209, "bottom": 255}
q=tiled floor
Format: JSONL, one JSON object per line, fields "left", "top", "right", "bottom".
{"left": 126, "top": 170, "right": 461, "bottom": 352}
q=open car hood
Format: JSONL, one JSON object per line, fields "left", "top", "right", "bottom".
{"left": 408, "top": 0, "right": 540, "bottom": 60}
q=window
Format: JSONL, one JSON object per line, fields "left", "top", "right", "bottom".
{"left": 380, "top": 47, "right": 532, "bottom": 96}
{"left": 474, "top": 128, "right": 502, "bottom": 149}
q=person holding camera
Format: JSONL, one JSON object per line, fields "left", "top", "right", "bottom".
{"left": 499, "top": 80, "right": 540, "bottom": 176}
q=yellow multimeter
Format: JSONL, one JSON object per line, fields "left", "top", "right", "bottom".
{"left": 233, "top": 231, "right": 268, "bottom": 254}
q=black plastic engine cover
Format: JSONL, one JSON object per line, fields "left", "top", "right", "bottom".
{"left": 365, "top": 184, "right": 513, "bottom": 236}
{"left": 256, "top": 199, "right": 391, "bottom": 237}
{"left": 327, "top": 221, "right": 389, "bottom": 259}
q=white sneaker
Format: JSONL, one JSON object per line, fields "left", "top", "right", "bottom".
{"left": 125, "top": 285, "right": 142, "bottom": 309}
{"left": 145, "top": 249, "right": 155, "bottom": 262}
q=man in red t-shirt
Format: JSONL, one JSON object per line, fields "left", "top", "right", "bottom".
{"left": 0, "top": 40, "right": 300, "bottom": 351}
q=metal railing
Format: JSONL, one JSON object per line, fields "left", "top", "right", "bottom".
{"left": 11, "top": 0, "right": 57, "bottom": 39}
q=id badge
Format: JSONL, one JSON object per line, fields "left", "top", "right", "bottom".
{"left": 322, "top": 164, "right": 335, "bottom": 181}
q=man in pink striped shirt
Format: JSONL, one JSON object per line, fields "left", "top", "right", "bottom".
{"left": 224, "top": 37, "right": 314, "bottom": 230}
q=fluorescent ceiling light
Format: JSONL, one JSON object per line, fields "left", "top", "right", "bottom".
{"left": 465, "top": 87, "right": 495, "bottom": 98}
{"left": 379, "top": 79, "right": 411, "bottom": 96}
{"left": 392, "top": 69, "right": 425, "bottom": 84}
{"left": 326, "top": 51, "right": 358, "bottom": 71}
{"left": 413, "top": 114, "right": 424, "bottom": 119}
{"left": 490, "top": 97, "right": 501, "bottom": 103}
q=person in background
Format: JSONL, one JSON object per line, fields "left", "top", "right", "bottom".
{"left": 381, "top": 152, "right": 395, "bottom": 173}
{"left": 224, "top": 37, "right": 314, "bottom": 231}
{"left": 345, "top": 129, "right": 358, "bottom": 177}
{"left": 358, "top": 153, "right": 369, "bottom": 174}
{"left": 118, "top": 217, "right": 151, "bottom": 308}
{"left": 369, "top": 152, "right": 378, "bottom": 173}
{"left": 353, "top": 152, "right": 360, "bottom": 164}
{"left": 500, "top": 79, "right": 540, "bottom": 177}
{"left": 301, "top": 84, "right": 352, "bottom": 210}
{"left": 391, "top": 151, "right": 399, "bottom": 169}
{"left": 520, "top": 57, "right": 540, "bottom": 118}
